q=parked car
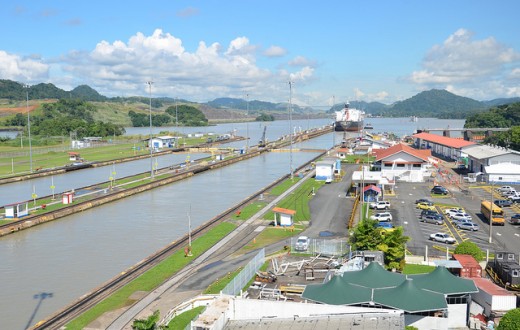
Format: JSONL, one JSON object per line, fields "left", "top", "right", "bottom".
{"left": 415, "top": 198, "right": 432, "bottom": 204}
{"left": 501, "top": 190, "right": 517, "bottom": 198}
{"left": 369, "top": 201, "right": 391, "bottom": 210}
{"left": 444, "top": 208, "right": 465, "bottom": 217}
{"left": 510, "top": 196, "right": 520, "bottom": 203}
{"left": 429, "top": 232, "right": 456, "bottom": 244}
{"left": 498, "top": 186, "right": 515, "bottom": 193}
{"left": 456, "top": 221, "right": 480, "bottom": 231}
{"left": 370, "top": 212, "right": 393, "bottom": 222}
{"left": 450, "top": 212, "right": 472, "bottom": 221}
{"left": 420, "top": 210, "right": 442, "bottom": 219}
{"left": 376, "top": 222, "right": 394, "bottom": 230}
{"left": 494, "top": 199, "right": 513, "bottom": 207}
{"left": 420, "top": 215, "right": 444, "bottom": 225}
{"left": 294, "top": 236, "right": 310, "bottom": 251}
{"left": 431, "top": 186, "right": 449, "bottom": 195}
{"left": 509, "top": 214, "right": 520, "bottom": 225}
{"left": 416, "top": 201, "right": 436, "bottom": 210}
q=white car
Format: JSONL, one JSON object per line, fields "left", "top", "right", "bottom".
{"left": 295, "top": 236, "right": 310, "bottom": 251}
{"left": 429, "top": 232, "right": 456, "bottom": 244}
{"left": 370, "top": 212, "right": 393, "bottom": 222}
{"left": 498, "top": 186, "right": 515, "bottom": 193}
{"left": 369, "top": 201, "right": 391, "bottom": 210}
{"left": 450, "top": 212, "right": 472, "bottom": 222}
{"left": 444, "top": 208, "right": 465, "bottom": 217}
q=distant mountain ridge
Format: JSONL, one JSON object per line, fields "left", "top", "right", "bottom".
{"left": 1, "top": 79, "right": 519, "bottom": 118}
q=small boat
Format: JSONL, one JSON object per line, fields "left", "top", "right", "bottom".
{"left": 410, "top": 116, "right": 418, "bottom": 122}
{"left": 364, "top": 123, "right": 373, "bottom": 129}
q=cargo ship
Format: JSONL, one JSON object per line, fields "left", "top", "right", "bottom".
{"left": 334, "top": 103, "right": 364, "bottom": 132}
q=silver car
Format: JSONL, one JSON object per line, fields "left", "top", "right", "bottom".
{"left": 420, "top": 215, "right": 444, "bottom": 225}
{"left": 456, "top": 221, "right": 479, "bottom": 231}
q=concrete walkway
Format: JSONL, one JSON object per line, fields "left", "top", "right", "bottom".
{"left": 104, "top": 170, "right": 316, "bottom": 329}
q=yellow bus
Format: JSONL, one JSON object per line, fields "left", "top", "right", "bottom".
{"left": 481, "top": 200, "right": 505, "bottom": 226}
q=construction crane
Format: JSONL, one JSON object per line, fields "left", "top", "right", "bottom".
{"left": 258, "top": 125, "right": 267, "bottom": 147}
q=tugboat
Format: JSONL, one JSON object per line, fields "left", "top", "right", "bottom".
{"left": 364, "top": 123, "right": 373, "bottom": 130}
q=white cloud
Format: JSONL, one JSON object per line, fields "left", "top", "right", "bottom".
{"left": 409, "top": 28, "right": 520, "bottom": 99}
{"left": 59, "top": 29, "right": 308, "bottom": 102}
{"left": 263, "top": 46, "right": 287, "bottom": 57}
{"left": 288, "top": 56, "right": 315, "bottom": 67}
{"left": 0, "top": 51, "right": 49, "bottom": 82}
{"left": 176, "top": 7, "right": 199, "bottom": 18}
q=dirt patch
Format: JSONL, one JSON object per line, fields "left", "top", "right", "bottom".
{"left": 0, "top": 105, "right": 38, "bottom": 114}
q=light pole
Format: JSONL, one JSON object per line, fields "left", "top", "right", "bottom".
{"left": 332, "top": 95, "right": 336, "bottom": 148}
{"left": 489, "top": 177, "right": 494, "bottom": 244}
{"left": 288, "top": 81, "right": 294, "bottom": 180}
{"left": 25, "top": 84, "right": 33, "bottom": 172}
{"left": 246, "top": 93, "right": 249, "bottom": 152}
{"left": 147, "top": 81, "right": 154, "bottom": 179}
{"left": 175, "top": 97, "right": 179, "bottom": 147}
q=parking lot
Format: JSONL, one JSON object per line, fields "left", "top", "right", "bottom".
{"left": 367, "top": 182, "right": 520, "bottom": 258}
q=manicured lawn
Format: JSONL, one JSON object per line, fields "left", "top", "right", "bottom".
{"left": 233, "top": 201, "right": 268, "bottom": 220}
{"left": 203, "top": 267, "right": 243, "bottom": 294}
{"left": 269, "top": 177, "right": 301, "bottom": 196}
{"left": 240, "top": 227, "right": 301, "bottom": 252}
{"left": 167, "top": 306, "right": 205, "bottom": 329}
{"left": 66, "top": 222, "right": 236, "bottom": 330}
{"left": 402, "top": 263, "right": 435, "bottom": 274}
{"left": 264, "top": 179, "right": 324, "bottom": 221}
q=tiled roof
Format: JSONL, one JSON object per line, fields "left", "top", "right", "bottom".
{"left": 373, "top": 143, "right": 431, "bottom": 162}
{"left": 272, "top": 207, "right": 296, "bottom": 215}
{"left": 412, "top": 132, "right": 476, "bottom": 148}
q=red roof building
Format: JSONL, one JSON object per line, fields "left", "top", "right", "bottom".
{"left": 372, "top": 143, "right": 434, "bottom": 182}
{"left": 412, "top": 132, "right": 476, "bottom": 161}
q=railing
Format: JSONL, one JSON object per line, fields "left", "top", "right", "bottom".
{"left": 222, "top": 248, "right": 265, "bottom": 296}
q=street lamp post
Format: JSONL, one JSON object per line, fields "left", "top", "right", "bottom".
{"left": 25, "top": 85, "right": 33, "bottom": 172}
{"left": 246, "top": 94, "right": 249, "bottom": 152}
{"left": 147, "top": 81, "right": 154, "bottom": 179}
{"left": 332, "top": 95, "right": 336, "bottom": 148}
{"left": 175, "top": 97, "right": 179, "bottom": 147}
{"left": 489, "top": 177, "right": 494, "bottom": 244}
{"left": 288, "top": 81, "right": 294, "bottom": 180}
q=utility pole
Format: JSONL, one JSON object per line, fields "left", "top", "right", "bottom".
{"left": 246, "top": 93, "right": 249, "bottom": 152}
{"left": 25, "top": 84, "right": 33, "bottom": 172}
{"left": 147, "top": 81, "right": 154, "bottom": 179}
{"left": 289, "top": 81, "right": 294, "bottom": 180}
{"left": 332, "top": 95, "right": 336, "bottom": 148}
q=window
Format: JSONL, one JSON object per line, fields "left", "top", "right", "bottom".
{"left": 508, "top": 254, "right": 515, "bottom": 261}
{"left": 497, "top": 253, "right": 503, "bottom": 260}
{"left": 412, "top": 164, "right": 421, "bottom": 168}
{"left": 512, "top": 270, "right": 519, "bottom": 278}
{"left": 396, "top": 164, "right": 405, "bottom": 168}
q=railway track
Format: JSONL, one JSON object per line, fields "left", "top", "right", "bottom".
{"left": 31, "top": 151, "right": 326, "bottom": 329}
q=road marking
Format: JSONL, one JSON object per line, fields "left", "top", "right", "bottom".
{"left": 515, "top": 233, "right": 519, "bottom": 237}
{"left": 497, "top": 232, "right": 502, "bottom": 236}
{"left": 403, "top": 221, "right": 408, "bottom": 225}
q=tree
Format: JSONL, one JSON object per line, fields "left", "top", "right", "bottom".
{"left": 498, "top": 308, "right": 520, "bottom": 330}
{"left": 132, "top": 310, "right": 166, "bottom": 330}
{"left": 349, "top": 220, "right": 410, "bottom": 270}
{"left": 453, "top": 241, "right": 484, "bottom": 261}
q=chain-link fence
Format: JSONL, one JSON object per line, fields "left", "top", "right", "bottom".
{"left": 221, "top": 248, "right": 265, "bottom": 296}
{"left": 290, "top": 237, "right": 349, "bottom": 257}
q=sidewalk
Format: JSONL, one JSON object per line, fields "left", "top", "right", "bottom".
{"left": 101, "top": 170, "right": 316, "bottom": 330}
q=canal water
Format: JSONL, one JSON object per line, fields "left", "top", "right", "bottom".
{"left": 0, "top": 117, "right": 464, "bottom": 329}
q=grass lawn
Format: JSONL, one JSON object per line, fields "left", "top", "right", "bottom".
{"left": 341, "top": 155, "right": 375, "bottom": 163}
{"left": 239, "top": 227, "right": 301, "bottom": 253}
{"left": 269, "top": 177, "right": 301, "bottom": 196}
{"left": 166, "top": 306, "right": 205, "bottom": 329}
{"left": 233, "top": 201, "right": 268, "bottom": 220}
{"left": 264, "top": 179, "right": 324, "bottom": 221}
{"left": 66, "top": 222, "right": 236, "bottom": 330}
{"left": 402, "top": 263, "right": 435, "bottom": 274}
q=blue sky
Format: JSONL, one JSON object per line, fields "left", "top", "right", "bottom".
{"left": 1, "top": 1, "right": 519, "bottom": 105}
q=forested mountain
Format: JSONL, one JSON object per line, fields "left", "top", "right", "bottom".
{"left": 2, "top": 79, "right": 520, "bottom": 119}
{"left": 387, "top": 89, "right": 486, "bottom": 118}
{"left": 466, "top": 102, "right": 520, "bottom": 151}
{"left": 207, "top": 98, "right": 304, "bottom": 113}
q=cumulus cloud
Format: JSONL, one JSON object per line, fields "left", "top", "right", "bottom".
{"left": 60, "top": 29, "right": 305, "bottom": 101}
{"left": 263, "top": 46, "right": 287, "bottom": 57}
{"left": 0, "top": 51, "right": 49, "bottom": 82}
{"left": 288, "top": 56, "right": 315, "bottom": 67}
{"left": 409, "top": 28, "right": 520, "bottom": 99}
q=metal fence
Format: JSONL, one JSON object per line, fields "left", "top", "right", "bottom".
{"left": 221, "top": 248, "right": 265, "bottom": 296}
{"left": 290, "top": 237, "right": 349, "bottom": 257}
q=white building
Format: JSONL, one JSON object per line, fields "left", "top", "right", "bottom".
{"left": 147, "top": 136, "right": 177, "bottom": 149}
{"left": 315, "top": 158, "right": 338, "bottom": 182}
{"left": 463, "top": 144, "right": 520, "bottom": 175}
{"left": 372, "top": 143, "right": 434, "bottom": 182}
{"left": 484, "top": 163, "right": 520, "bottom": 184}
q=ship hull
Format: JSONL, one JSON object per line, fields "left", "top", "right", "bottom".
{"left": 334, "top": 120, "right": 363, "bottom": 132}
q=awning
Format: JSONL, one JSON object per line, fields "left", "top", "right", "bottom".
{"left": 363, "top": 185, "right": 381, "bottom": 193}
